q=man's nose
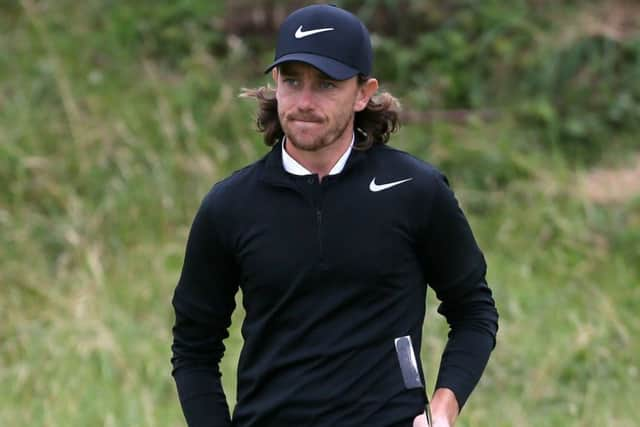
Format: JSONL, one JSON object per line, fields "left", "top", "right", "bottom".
{"left": 296, "top": 85, "right": 316, "bottom": 110}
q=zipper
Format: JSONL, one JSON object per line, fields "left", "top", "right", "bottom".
{"left": 316, "top": 208, "right": 323, "bottom": 262}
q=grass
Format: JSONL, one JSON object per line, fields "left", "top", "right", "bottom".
{"left": 2, "top": 1, "right": 639, "bottom": 426}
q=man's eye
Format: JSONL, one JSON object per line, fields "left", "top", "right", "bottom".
{"left": 320, "top": 81, "right": 336, "bottom": 89}
{"left": 283, "top": 78, "right": 299, "bottom": 86}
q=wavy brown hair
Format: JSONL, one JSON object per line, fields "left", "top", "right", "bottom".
{"left": 240, "top": 76, "right": 401, "bottom": 150}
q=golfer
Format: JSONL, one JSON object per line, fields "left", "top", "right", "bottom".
{"left": 171, "top": 4, "right": 498, "bottom": 426}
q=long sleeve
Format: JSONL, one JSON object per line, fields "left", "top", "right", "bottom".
{"left": 419, "top": 172, "right": 499, "bottom": 409}
{"left": 171, "top": 190, "right": 240, "bottom": 427}
{"left": 434, "top": 279, "right": 497, "bottom": 409}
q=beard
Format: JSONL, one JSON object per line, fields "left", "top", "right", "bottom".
{"left": 279, "top": 110, "right": 354, "bottom": 152}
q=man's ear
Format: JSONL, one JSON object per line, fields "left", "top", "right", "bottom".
{"left": 271, "top": 68, "right": 278, "bottom": 84}
{"left": 354, "top": 78, "right": 379, "bottom": 112}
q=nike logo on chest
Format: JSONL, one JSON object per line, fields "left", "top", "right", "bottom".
{"left": 369, "top": 177, "right": 413, "bottom": 192}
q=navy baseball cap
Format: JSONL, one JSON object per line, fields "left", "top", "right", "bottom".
{"left": 265, "top": 4, "right": 372, "bottom": 80}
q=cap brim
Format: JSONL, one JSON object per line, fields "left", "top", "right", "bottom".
{"left": 264, "top": 53, "right": 359, "bottom": 80}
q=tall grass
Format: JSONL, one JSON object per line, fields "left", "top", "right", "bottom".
{"left": 2, "top": 1, "right": 639, "bottom": 426}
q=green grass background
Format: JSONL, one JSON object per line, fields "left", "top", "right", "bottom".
{"left": 1, "top": 1, "right": 639, "bottom": 426}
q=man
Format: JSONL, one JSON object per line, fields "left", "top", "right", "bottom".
{"left": 171, "top": 4, "right": 498, "bottom": 427}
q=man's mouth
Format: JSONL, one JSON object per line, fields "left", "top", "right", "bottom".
{"left": 290, "top": 116, "right": 322, "bottom": 123}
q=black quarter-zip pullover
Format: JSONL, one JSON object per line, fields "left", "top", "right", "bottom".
{"left": 171, "top": 142, "right": 498, "bottom": 427}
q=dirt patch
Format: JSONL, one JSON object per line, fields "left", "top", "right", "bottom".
{"left": 580, "top": 155, "right": 640, "bottom": 203}
{"left": 557, "top": 0, "right": 640, "bottom": 45}
{"left": 579, "top": 0, "right": 640, "bottom": 41}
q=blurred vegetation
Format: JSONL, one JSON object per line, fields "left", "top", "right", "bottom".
{"left": 1, "top": 0, "right": 639, "bottom": 426}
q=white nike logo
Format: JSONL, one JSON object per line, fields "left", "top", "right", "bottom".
{"left": 369, "top": 177, "right": 413, "bottom": 192}
{"left": 294, "top": 25, "right": 335, "bottom": 39}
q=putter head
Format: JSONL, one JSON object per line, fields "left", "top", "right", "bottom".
{"left": 394, "top": 335, "right": 423, "bottom": 389}
{"left": 394, "top": 336, "right": 432, "bottom": 426}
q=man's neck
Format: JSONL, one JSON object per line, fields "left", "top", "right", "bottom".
{"left": 284, "top": 132, "right": 354, "bottom": 180}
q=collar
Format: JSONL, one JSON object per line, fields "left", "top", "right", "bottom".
{"left": 261, "top": 136, "right": 368, "bottom": 188}
{"left": 281, "top": 133, "right": 355, "bottom": 176}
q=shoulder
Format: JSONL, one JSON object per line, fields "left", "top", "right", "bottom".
{"left": 193, "top": 155, "right": 273, "bottom": 232}
{"left": 202, "top": 153, "right": 269, "bottom": 206}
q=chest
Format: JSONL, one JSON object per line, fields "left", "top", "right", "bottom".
{"left": 232, "top": 176, "right": 422, "bottom": 293}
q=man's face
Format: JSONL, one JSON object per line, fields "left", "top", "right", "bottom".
{"left": 273, "top": 62, "right": 375, "bottom": 152}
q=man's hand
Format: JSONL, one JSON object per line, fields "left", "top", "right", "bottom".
{"left": 413, "top": 411, "right": 454, "bottom": 427}
{"left": 412, "top": 411, "right": 428, "bottom": 427}
{"left": 413, "top": 412, "right": 452, "bottom": 427}
{"left": 413, "top": 387, "right": 459, "bottom": 426}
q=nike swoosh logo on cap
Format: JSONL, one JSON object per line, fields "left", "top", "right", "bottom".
{"left": 369, "top": 177, "right": 413, "bottom": 192}
{"left": 294, "top": 25, "right": 335, "bottom": 39}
